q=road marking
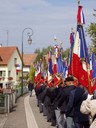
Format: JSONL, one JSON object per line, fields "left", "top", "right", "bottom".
{"left": 24, "top": 95, "right": 38, "bottom": 128}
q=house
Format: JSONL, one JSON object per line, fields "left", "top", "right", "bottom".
{"left": 0, "top": 46, "right": 22, "bottom": 88}
{"left": 23, "top": 53, "right": 37, "bottom": 77}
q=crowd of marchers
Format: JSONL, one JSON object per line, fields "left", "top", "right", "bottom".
{"left": 34, "top": 76, "right": 96, "bottom": 128}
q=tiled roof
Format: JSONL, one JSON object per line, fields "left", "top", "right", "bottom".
{"left": 23, "top": 53, "right": 37, "bottom": 66}
{"left": 0, "top": 46, "right": 20, "bottom": 65}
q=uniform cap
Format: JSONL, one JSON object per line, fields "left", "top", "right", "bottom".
{"left": 64, "top": 76, "right": 74, "bottom": 82}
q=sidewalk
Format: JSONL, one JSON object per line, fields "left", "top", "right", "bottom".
{"left": 2, "top": 94, "right": 28, "bottom": 128}
{"left": 0, "top": 92, "right": 56, "bottom": 128}
{"left": 29, "top": 94, "right": 56, "bottom": 128}
{"left": 0, "top": 114, "right": 7, "bottom": 128}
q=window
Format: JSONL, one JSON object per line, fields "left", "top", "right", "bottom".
{"left": 0, "top": 71, "right": 5, "bottom": 77}
{"left": 14, "top": 58, "right": 17, "bottom": 65}
{"left": 8, "top": 71, "right": 11, "bottom": 77}
{"left": 0, "top": 71, "right": 2, "bottom": 76}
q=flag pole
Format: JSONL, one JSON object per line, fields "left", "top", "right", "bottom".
{"left": 71, "top": 28, "right": 74, "bottom": 75}
{"left": 81, "top": 27, "right": 92, "bottom": 94}
{"left": 77, "top": 0, "right": 92, "bottom": 94}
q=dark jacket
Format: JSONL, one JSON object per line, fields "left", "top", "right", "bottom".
{"left": 57, "top": 85, "right": 76, "bottom": 111}
{"left": 73, "top": 86, "right": 89, "bottom": 123}
{"left": 28, "top": 82, "right": 34, "bottom": 91}
{"left": 65, "top": 89, "right": 76, "bottom": 117}
{"left": 43, "top": 86, "right": 57, "bottom": 107}
{"left": 66, "top": 86, "right": 89, "bottom": 123}
{"left": 53, "top": 86, "right": 64, "bottom": 109}
{"left": 35, "top": 84, "right": 45, "bottom": 99}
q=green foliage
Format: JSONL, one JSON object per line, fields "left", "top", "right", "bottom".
{"left": 87, "top": 23, "right": 96, "bottom": 44}
{"left": 42, "top": 48, "right": 48, "bottom": 55}
{"left": 35, "top": 48, "right": 43, "bottom": 62}
{"left": 17, "top": 81, "right": 27, "bottom": 87}
{"left": 34, "top": 46, "right": 55, "bottom": 63}
{"left": 34, "top": 49, "right": 40, "bottom": 54}
{"left": 34, "top": 46, "right": 69, "bottom": 72}
{"left": 29, "top": 64, "right": 35, "bottom": 83}
{"left": 62, "top": 48, "right": 70, "bottom": 59}
{"left": 42, "top": 56, "right": 48, "bottom": 71}
{"left": 86, "top": 9, "right": 96, "bottom": 47}
{"left": 26, "top": 73, "right": 29, "bottom": 80}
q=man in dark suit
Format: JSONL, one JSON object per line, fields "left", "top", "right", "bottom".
{"left": 56, "top": 76, "right": 76, "bottom": 128}
{"left": 65, "top": 83, "right": 90, "bottom": 128}
{"left": 28, "top": 80, "right": 34, "bottom": 97}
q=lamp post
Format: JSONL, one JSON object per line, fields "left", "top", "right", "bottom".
{"left": 21, "top": 27, "right": 33, "bottom": 96}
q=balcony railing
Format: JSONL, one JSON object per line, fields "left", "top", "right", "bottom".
{"left": 8, "top": 77, "right": 13, "bottom": 81}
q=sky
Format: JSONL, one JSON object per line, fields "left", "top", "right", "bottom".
{"left": 0, "top": 0, "right": 95, "bottom": 54}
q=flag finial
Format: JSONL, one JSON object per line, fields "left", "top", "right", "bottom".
{"left": 78, "top": 0, "right": 80, "bottom": 6}
{"left": 54, "top": 36, "right": 57, "bottom": 42}
{"left": 71, "top": 28, "right": 74, "bottom": 33}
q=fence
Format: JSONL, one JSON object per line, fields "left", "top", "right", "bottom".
{"left": 0, "top": 86, "right": 28, "bottom": 114}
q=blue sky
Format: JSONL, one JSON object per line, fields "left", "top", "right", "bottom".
{"left": 0, "top": 0, "right": 95, "bottom": 53}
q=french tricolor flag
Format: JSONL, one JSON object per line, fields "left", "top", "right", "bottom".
{"left": 77, "top": 5, "right": 85, "bottom": 24}
{"left": 68, "top": 25, "right": 91, "bottom": 92}
{"left": 53, "top": 59, "right": 57, "bottom": 74}
{"left": 54, "top": 45, "right": 60, "bottom": 59}
{"left": 48, "top": 50, "right": 53, "bottom": 74}
{"left": 70, "top": 31, "right": 74, "bottom": 46}
{"left": 34, "top": 65, "right": 41, "bottom": 84}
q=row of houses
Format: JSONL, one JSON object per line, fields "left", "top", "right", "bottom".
{"left": 0, "top": 46, "right": 37, "bottom": 88}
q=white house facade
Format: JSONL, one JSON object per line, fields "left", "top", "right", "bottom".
{"left": 0, "top": 47, "right": 22, "bottom": 88}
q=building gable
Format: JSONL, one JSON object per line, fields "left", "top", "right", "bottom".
{"left": 0, "top": 46, "right": 22, "bottom": 66}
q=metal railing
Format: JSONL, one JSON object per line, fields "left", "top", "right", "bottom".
{"left": 0, "top": 86, "right": 28, "bottom": 113}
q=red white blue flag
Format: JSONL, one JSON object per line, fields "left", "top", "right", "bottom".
{"left": 70, "top": 31, "right": 74, "bottom": 46}
{"left": 68, "top": 2, "right": 92, "bottom": 93}
{"left": 48, "top": 50, "right": 53, "bottom": 74}
{"left": 77, "top": 5, "right": 85, "bottom": 24}
{"left": 69, "top": 31, "right": 75, "bottom": 65}
{"left": 68, "top": 25, "right": 91, "bottom": 90}
{"left": 54, "top": 45, "right": 60, "bottom": 59}
{"left": 53, "top": 58, "right": 57, "bottom": 74}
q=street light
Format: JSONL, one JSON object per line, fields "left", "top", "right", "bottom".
{"left": 21, "top": 27, "right": 33, "bottom": 96}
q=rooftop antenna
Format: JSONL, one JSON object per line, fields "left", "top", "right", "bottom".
{"left": 7, "top": 30, "right": 9, "bottom": 46}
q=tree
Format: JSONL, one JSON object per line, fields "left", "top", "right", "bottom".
{"left": 42, "top": 56, "right": 48, "bottom": 71}
{"left": 35, "top": 48, "right": 43, "bottom": 62}
{"left": 87, "top": 23, "right": 96, "bottom": 44}
{"left": 34, "top": 48, "right": 40, "bottom": 54}
{"left": 87, "top": 9, "right": 96, "bottom": 46}
{"left": 29, "top": 64, "right": 35, "bottom": 83}
{"left": 62, "top": 48, "right": 70, "bottom": 60}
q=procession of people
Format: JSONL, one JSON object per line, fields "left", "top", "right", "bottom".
{"left": 31, "top": 1, "right": 96, "bottom": 128}
{"left": 33, "top": 75, "right": 96, "bottom": 128}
